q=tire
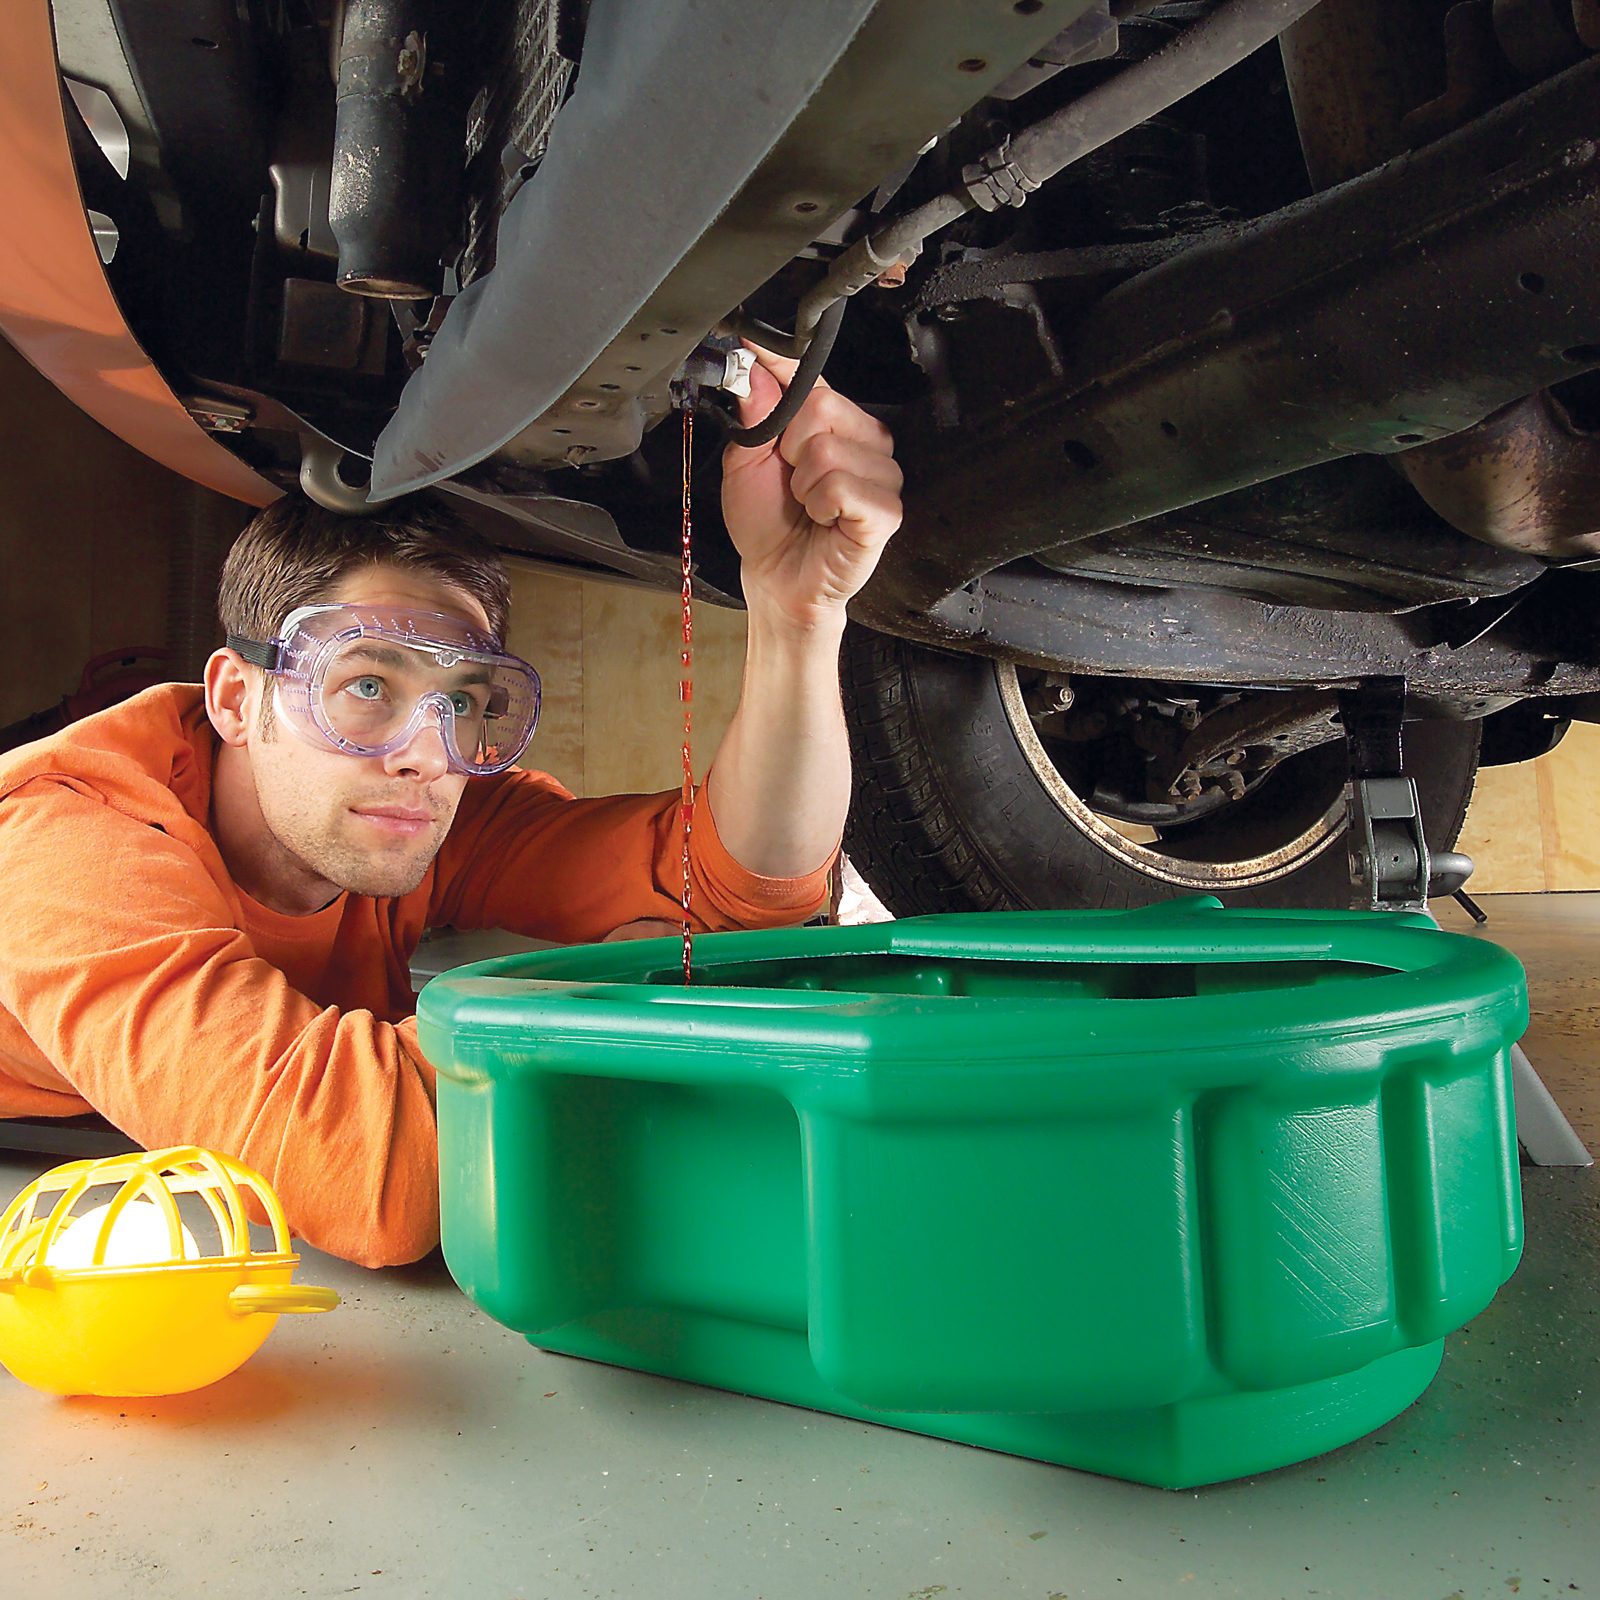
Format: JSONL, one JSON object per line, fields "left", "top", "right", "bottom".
{"left": 840, "top": 625, "right": 1481, "bottom": 915}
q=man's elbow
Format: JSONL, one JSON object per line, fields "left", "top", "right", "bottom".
{"left": 293, "top": 1173, "right": 440, "bottom": 1269}
{"left": 355, "top": 1175, "right": 441, "bottom": 1267}
{"left": 346, "top": 1210, "right": 440, "bottom": 1269}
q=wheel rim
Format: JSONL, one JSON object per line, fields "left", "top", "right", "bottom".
{"left": 996, "top": 664, "right": 1348, "bottom": 890}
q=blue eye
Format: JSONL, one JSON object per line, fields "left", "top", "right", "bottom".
{"left": 448, "top": 691, "right": 477, "bottom": 717}
{"left": 346, "top": 676, "right": 387, "bottom": 701}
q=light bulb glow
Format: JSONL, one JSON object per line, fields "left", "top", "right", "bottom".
{"left": 51, "top": 1199, "right": 202, "bottom": 1269}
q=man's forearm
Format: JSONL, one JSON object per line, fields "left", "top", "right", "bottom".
{"left": 703, "top": 602, "right": 850, "bottom": 879}
{"left": 704, "top": 342, "right": 902, "bottom": 878}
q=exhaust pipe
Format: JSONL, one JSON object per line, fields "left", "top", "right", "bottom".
{"left": 329, "top": 0, "right": 461, "bottom": 300}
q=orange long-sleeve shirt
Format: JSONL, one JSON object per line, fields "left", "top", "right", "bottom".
{"left": 0, "top": 685, "right": 830, "bottom": 1265}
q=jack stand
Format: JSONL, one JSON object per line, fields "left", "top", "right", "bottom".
{"left": 1339, "top": 680, "right": 1592, "bottom": 1168}
{"left": 1340, "top": 679, "right": 1474, "bottom": 913}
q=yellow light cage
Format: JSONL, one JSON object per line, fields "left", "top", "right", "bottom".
{"left": 0, "top": 1146, "right": 338, "bottom": 1397}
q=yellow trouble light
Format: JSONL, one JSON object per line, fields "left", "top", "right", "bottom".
{"left": 0, "top": 1146, "right": 338, "bottom": 1397}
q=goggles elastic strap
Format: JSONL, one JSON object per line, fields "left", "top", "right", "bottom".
{"left": 226, "top": 633, "right": 283, "bottom": 671}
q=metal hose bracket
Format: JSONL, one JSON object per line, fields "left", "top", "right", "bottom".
{"left": 960, "top": 135, "right": 1043, "bottom": 211}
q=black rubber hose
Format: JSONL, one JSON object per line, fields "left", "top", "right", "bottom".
{"left": 726, "top": 298, "right": 847, "bottom": 450}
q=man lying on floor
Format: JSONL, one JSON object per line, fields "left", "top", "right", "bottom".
{"left": 0, "top": 352, "right": 902, "bottom": 1264}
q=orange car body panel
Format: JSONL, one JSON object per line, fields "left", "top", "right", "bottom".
{"left": 0, "top": 0, "right": 276, "bottom": 506}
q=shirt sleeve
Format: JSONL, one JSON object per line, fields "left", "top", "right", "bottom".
{"left": 427, "top": 768, "right": 834, "bottom": 942}
{"left": 0, "top": 780, "right": 439, "bottom": 1268}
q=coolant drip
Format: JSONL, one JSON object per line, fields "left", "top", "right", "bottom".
{"left": 678, "top": 405, "right": 695, "bottom": 985}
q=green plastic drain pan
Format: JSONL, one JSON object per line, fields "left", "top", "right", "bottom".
{"left": 417, "top": 898, "right": 1526, "bottom": 1488}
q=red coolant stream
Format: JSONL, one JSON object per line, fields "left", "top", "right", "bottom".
{"left": 679, "top": 407, "right": 695, "bottom": 984}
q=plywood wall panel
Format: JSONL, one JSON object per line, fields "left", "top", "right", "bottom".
{"left": 1458, "top": 720, "right": 1600, "bottom": 892}
{"left": 501, "top": 563, "right": 751, "bottom": 802}
{"left": 504, "top": 565, "right": 586, "bottom": 793}
{"left": 1457, "top": 759, "right": 1546, "bottom": 892}
{"left": 580, "top": 580, "right": 670, "bottom": 798}
{"left": 1536, "top": 724, "right": 1600, "bottom": 891}
{"left": 579, "top": 582, "right": 746, "bottom": 799}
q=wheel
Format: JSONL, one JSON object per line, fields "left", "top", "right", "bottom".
{"left": 840, "top": 625, "right": 1481, "bottom": 915}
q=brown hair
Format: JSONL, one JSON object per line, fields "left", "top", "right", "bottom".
{"left": 218, "top": 492, "right": 512, "bottom": 645}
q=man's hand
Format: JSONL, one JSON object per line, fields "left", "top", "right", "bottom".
{"left": 720, "top": 345, "right": 904, "bottom": 638}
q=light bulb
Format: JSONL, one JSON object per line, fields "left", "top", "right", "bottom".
{"left": 52, "top": 1198, "right": 201, "bottom": 1269}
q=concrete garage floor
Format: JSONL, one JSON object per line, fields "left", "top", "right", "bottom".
{"left": 1, "top": 894, "right": 1595, "bottom": 1600}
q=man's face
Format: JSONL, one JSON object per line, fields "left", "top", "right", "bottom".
{"left": 241, "top": 565, "right": 488, "bottom": 902}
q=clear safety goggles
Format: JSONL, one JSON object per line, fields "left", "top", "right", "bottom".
{"left": 227, "top": 604, "right": 541, "bottom": 776}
